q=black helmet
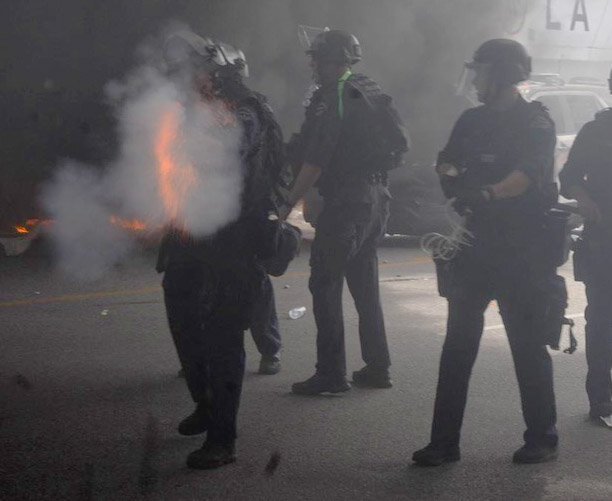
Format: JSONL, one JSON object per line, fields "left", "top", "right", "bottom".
{"left": 306, "top": 29, "right": 362, "bottom": 65}
{"left": 466, "top": 39, "right": 531, "bottom": 85}
{"left": 163, "top": 31, "right": 248, "bottom": 77}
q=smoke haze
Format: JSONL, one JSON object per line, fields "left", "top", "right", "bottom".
{"left": 0, "top": 1, "right": 541, "bottom": 267}
{"left": 42, "top": 27, "right": 244, "bottom": 280}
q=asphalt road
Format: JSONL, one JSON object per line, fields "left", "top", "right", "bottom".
{"left": 1, "top": 240, "right": 611, "bottom": 500}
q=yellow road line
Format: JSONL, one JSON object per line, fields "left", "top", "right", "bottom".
{"left": 0, "top": 256, "right": 432, "bottom": 308}
{"left": 0, "top": 286, "right": 161, "bottom": 307}
{"left": 281, "top": 256, "right": 431, "bottom": 279}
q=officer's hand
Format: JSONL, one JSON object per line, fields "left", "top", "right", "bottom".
{"left": 577, "top": 196, "right": 602, "bottom": 224}
{"left": 455, "top": 187, "right": 489, "bottom": 209}
{"left": 436, "top": 163, "right": 459, "bottom": 176}
{"left": 440, "top": 174, "right": 461, "bottom": 199}
{"left": 278, "top": 202, "right": 294, "bottom": 221}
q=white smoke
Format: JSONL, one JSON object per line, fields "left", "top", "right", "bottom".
{"left": 42, "top": 27, "right": 244, "bottom": 281}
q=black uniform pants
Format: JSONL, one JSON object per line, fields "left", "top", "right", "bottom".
{"left": 163, "top": 263, "right": 258, "bottom": 445}
{"left": 584, "top": 280, "right": 612, "bottom": 416}
{"left": 250, "top": 275, "right": 281, "bottom": 358}
{"left": 309, "top": 187, "right": 390, "bottom": 378}
{"left": 431, "top": 246, "right": 558, "bottom": 448}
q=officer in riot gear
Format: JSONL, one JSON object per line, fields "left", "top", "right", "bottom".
{"left": 158, "top": 31, "right": 284, "bottom": 468}
{"left": 282, "top": 29, "right": 408, "bottom": 395}
{"left": 559, "top": 67, "right": 612, "bottom": 428}
{"left": 165, "top": 32, "right": 283, "bottom": 377}
{"left": 413, "top": 39, "right": 561, "bottom": 466}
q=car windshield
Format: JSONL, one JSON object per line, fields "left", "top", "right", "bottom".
{"left": 535, "top": 95, "right": 570, "bottom": 135}
{"left": 566, "top": 94, "right": 603, "bottom": 132}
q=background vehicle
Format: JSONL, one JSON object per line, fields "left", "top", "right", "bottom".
{"left": 519, "top": 78, "right": 610, "bottom": 177}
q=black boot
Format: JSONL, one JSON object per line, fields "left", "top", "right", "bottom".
{"left": 412, "top": 443, "right": 461, "bottom": 466}
{"left": 352, "top": 365, "right": 392, "bottom": 388}
{"left": 512, "top": 443, "right": 558, "bottom": 464}
{"left": 178, "top": 402, "right": 210, "bottom": 436}
{"left": 291, "top": 373, "right": 351, "bottom": 395}
{"left": 259, "top": 354, "right": 281, "bottom": 375}
{"left": 186, "top": 441, "right": 236, "bottom": 470}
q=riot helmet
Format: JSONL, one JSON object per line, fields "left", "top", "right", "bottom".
{"left": 163, "top": 31, "right": 248, "bottom": 78}
{"left": 466, "top": 38, "right": 531, "bottom": 86}
{"left": 306, "top": 29, "right": 362, "bottom": 65}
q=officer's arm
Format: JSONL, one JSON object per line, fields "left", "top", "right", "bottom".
{"left": 280, "top": 102, "right": 339, "bottom": 218}
{"left": 559, "top": 124, "right": 601, "bottom": 222}
{"left": 280, "top": 163, "right": 322, "bottom": 219}
{"left": 488, "top": 170, "right": 531, "bottom": 199}
{"left": 488, "top": 113, "right": 555, "bottom": 200}
{"left": 436, "top": 112, "right": 469, "bottom": 177}
{"left": 559, "top": 124, "right": 593, "bottom": 198}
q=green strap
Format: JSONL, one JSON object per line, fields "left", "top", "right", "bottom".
{"left": 337, "top": 69, "right": 352, "bottom": 119}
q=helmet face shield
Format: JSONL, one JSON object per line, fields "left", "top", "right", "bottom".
{"left": 163, "top": 32, "right": 248, "bottom": 79}
{"left": 298, "top": 25, "right": 327, "bottom": 51}
{"left": 456, "top": 62, "right": 489, "bottom": 105}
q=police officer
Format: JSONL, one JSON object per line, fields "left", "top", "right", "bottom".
{"left": 281, "top": 29, "right": 403, "bottom": 394}
{"left": 559, "top": 68, "right": 612, "bottom": 427}
{"left": 158, "top": 31, "right": 284, "bottom": 469}
{"left": 412, "top": 39, "right": 560, "bottom": 465}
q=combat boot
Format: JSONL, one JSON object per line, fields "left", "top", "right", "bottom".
{"left": 512, "top": 443, "right": 558, "bottom": 464}
{"left": 259, "top": 354, "right": 281, "bottom": 375}
{"left": 186, "top": 441, "right": 236, "bottom": 470}
{"left": 291, "top": 373, "right": 351, "bottom": 395}
{"left": 352, "top": 365, "right": 393, "bottom": 388}
{"left": 412, "top": 443, "right": 461, "bottom": 466}
{"left": 178, "top": 402, "right": 210, "bottom": 436}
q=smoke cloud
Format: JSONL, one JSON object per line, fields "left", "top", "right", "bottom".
{"left": 41, "top": 27, "right": 244, "bottom": 281}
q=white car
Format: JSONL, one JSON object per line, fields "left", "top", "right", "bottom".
{"left": 519, "top": 81, "right": 609, "bottom": 178}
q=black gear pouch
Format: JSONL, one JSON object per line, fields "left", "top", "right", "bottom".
{"left": 541, "top": 209, "right": 571, "bottom": 267}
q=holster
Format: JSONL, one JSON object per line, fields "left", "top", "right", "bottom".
{"left": 532, "top": 274, "right": 576, "bottom": 353}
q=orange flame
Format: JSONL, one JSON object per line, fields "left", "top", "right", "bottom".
{"left": 155, "top": 104, "right": 198, "bottom": 226}
{"left": 13, "top": 218, "right": 52, "bottom": 235}
{"left": 109, "top": 215, "right": 147, "bottom": 232}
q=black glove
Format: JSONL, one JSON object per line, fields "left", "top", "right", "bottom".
{"left": 451, "top": 186, "right": 492, "bottom": 215}
{"left": 439, "top": 174, "right": 463, "bottom": 199}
